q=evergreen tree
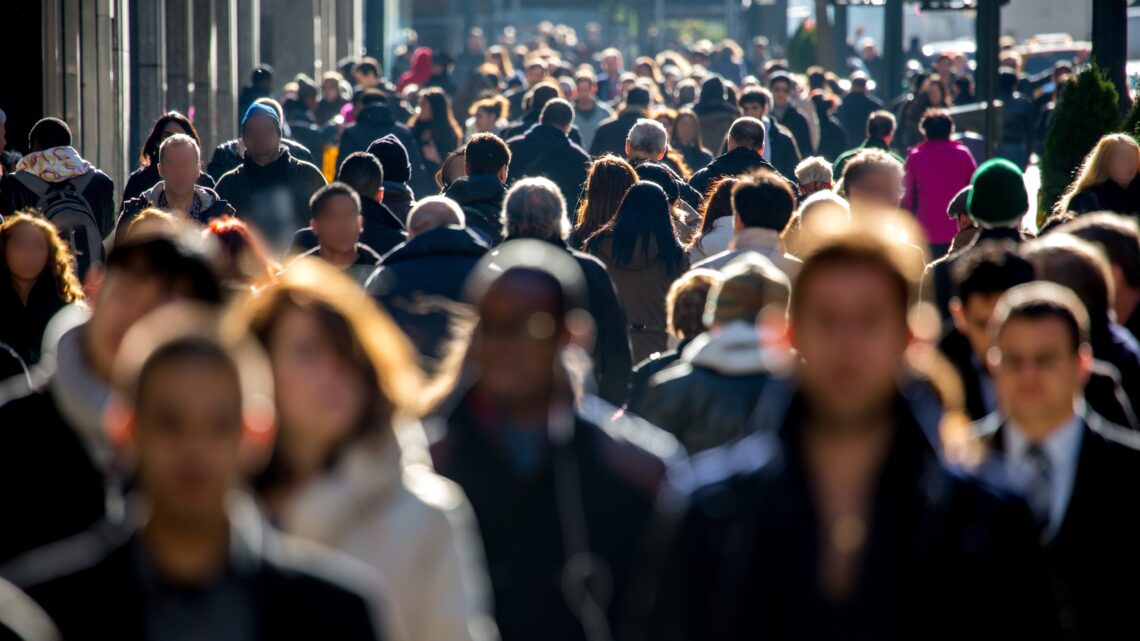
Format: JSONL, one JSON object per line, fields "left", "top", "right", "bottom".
{"left": 1121, "top": 91, "right": 1140, "bottom": 138}
{"left": 1039, "top": 62, "right": 1120, "bottom": 218}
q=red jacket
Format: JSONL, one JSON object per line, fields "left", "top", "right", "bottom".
{"left": 903, "top": 139, "right": 977, "bottom": 245}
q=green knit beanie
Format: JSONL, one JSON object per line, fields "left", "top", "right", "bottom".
{"left": 967, "top": 158, "right": 1028, "bottom": 227}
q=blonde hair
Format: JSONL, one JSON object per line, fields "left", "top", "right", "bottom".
{"left": 0, "top": 212, "right": 84, "bottom": 303}
{"left": 1056, "top": 134, "right": 1140, "bottom": 215}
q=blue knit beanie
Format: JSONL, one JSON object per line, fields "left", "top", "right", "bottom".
{"left": 241, "top": 103, "right": 281, "bottom": 134}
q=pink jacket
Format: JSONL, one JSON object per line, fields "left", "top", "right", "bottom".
{"left": 903, "top": 139, "right": 977, "bottom": 245}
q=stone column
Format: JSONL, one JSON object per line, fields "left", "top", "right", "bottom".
{"left": 236, "top": 0, "right": 260, "bottom": 86}
{"left": 133, "top": 0, "right": 166, "bottom": 162}
{"left": 166, "top": 0, "right": 192, "bottom": 114}
{"left": 216, "top": 0, "right": 238, "bottom": 141}
{"left": 192, "top": 0, "right": 218, "bottom": 153}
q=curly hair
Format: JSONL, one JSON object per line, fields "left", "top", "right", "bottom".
{"left": 667, "top": 269, "right": 720, "bottom": 339}
{"left": 0, "top": 212, "right": 84, "bottom": 303}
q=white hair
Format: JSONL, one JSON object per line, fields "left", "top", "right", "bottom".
{"left": 158, "top": 133, "right": 201, "bottom": 163}
{"left": 794, "top": 156, "right": 833, "bottom": 186}
{"left": 627, "top": 118, "right": 668, "bottom": 156}
{"left": 408, "top": 195, "right": 466, "bottom": 237}
{"left": 501, "top": 177, "right": 570, "bottom": 242}
{"left": 797, "top": 189, "right": 850, "bottom": 219}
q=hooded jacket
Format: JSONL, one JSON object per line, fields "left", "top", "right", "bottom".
{"left": 338, "top": 104, "right": 424, "bottom": 177}
{"left": 206, "top": 137, "right": 316, "bottom": 182}
{"left": 507, "top": 124, "right": 591, "bottom": 213}
{"left": 692, "top": 79, "right": 741, "bottom": 159}
{"left": 214, "top": 146, "right": 328, "bottom": 251}
{"left": 443, "top": 174, "right": 507, "bottom": 245}
{"left": 116, "top": 181, "right": 235, "bottom": 238}
{"left": 0, "top": 146, "right": 116, "bottom": 236}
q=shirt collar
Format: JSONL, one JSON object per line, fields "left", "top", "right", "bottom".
{"left": 1004, "top": 412, "right": 1084, "bottom": 470}
{"left": 730, "top": 227, "right": 783, "bottom": 252}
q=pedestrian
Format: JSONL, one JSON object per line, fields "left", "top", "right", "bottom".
{"left": 691, "top": 77, "right": 740, "bottom": 160}
{"left": 974, "top": 282, "right": 1140, "bottom": 638}
{"left": 669, "top": 109, "right": 715, "bottom": 173}
{"left": 692, "top": 170, "right": 801, "bottom": 277}
{"left": 1055, "top": 213, "right": 1140, "bottom": 342}
{"left": 206, "top": 97, "right": 317, "bottom": 179}
{"left": 443, "top": 133, "right": 510, "bottom": 244}
{"left": 409, "top": 88, "right": 463, "bottom": 194}
{"left": 365, "top": 197, "right": 488, "bottom": 374}
{"left": 315, "top": 71, "right": 349, "bottom": 126}
{"left": 121, "top": 112, "right": 216, "bottom": 203}
{"left": 3, "top": 304, "right": 384, "bottom": 641}
{"left": 426, "top": 239, "right": 678, "bottom": 641}
{"left": 337, "top": 89, "right": 423, "bottom": 176}
{"left": 501, "top": 176, "right": 633, "bottom": 406}
{"left": 434, "top": 147, "right": 467, "bottom": 192}
{"left": 737, "top": 88, "right": 802, "bottom": 180}
{"left": 0, "top": 213, "right": 84, "bottom": 370}
{"left": 837, "top": 147, "right": 904, "bottom": 214}
{"left": 203, "top": 216, "right": 279, "bottom": 295}
{"left": 506, "top": 99, "right": 590, "bottom": 211}
{"left": 288, "top": 183, "right": 382, "bottom": 285}
{"left": 214, "top": 103, "right": 328, "bottom": 251}
{"left": 689, "top": 117, "right": 796, "bottom": 197}
{"left": 590, "top": 85, "right": 651, "bottom": 157}
{"left": 117, "top": 134, "right": 236, "bottom": 243}
{"left": 585, "top": 181, "right": 689, "bottom": 361}
{"left": 768, "top": 73, "right": 813, "bottom": 158}
{"left": 832, "top": 110, "right": 902, "bottom": 181}
{"left": 397, "top": 46, "right": 434, "bottom": 93}
{"left": 632, "top": 253, "right": 789, "bottom": 453}
{"left": 793, "top": 156, "right": 833, "bottom": 198}
{"left": 368, "top": 134, "right": 418, "bottom": 226}
{"left": 572, "top": 70, "right": 614, "bottom": 152}
{"left": 687, "top": 177, "right": 738, "bottom": 263}
{"left": 241, "top": 260, "right": 496, "bottom": 641}
{"left": 238, "top": 64, "right": 274, "bottom": 120}
{"left": 902, "top": 109, "right": 977, "bottom": 259}
{"left": 570, "top": 154, "right": 637, "bottom": 249}
{"left": 835, "top": 72, "right": 883, "bottom": 149}
{"left": 1056, "top": 133, "right": 1140, "bottom": 217}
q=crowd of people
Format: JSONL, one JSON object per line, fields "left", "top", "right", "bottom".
{"left": 0, "top": 18, "right": 1138, "bottom": 641}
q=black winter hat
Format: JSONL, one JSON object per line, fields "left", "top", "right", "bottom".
{"left": 367, "top": 134, "right": 411, "bottom": 184}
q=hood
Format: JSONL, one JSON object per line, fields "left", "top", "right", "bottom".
{"left": 397, "top": 47, "right": 435, "bottom": 91}
{"left": 362, "top": 198, "right": 405, "bottom": 230}
{"left": 356, "top": 103, "right": 396, "bottom": 128}
{"left": 141, "top": 181, "right": 222, "bottom": 211}
{"left": 49, "top": 314, "right": 116, "bottom": 479}
{"left": 15, "top": 146, "right": 93, "bottom": 182}
{"left": 383, "top": 225, "right": 489, "bottom": 265}
{"left": 698, "top": 77, "right": 727, "bottom": 104}
{"left": 443, "top": 173, "right": 505, "bottom": 206}
{"left": 381, "top": 180, "right": 414, "bottom": 201}
{"left": 682, "top": 321, "right": 768, "bottom": 375}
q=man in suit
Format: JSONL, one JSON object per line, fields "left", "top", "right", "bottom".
{"left": 973, "top": 282, "right": 1140, "bottom": 639}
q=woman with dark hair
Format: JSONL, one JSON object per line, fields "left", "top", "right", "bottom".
{"left": 409, "top": 88, "right": 463, "bottom": 193}
{"left": 570, "top": 154, "right": 638, "bottom": 249}
{"left": 121, "top": 111, "right": 215, "bottom": 202}
{"left": 670, "top": 109, "right": 715, "bottom": 173}
{"left": 239, "top": 258, "right": 493, "bottom": 641}
{"left": 687, "top": 177, "right": 738, "bottom": 262}
{"left": 900, "top": 74, "right": 952, "bottom": 150}
{"left": 0, "top": 213, "right": 84, "bottom": 373}
{"left": 586, "top": 181, "right": 690, "bottom": 360}
{"left": 435, "top": 146, "right": 467, "bottom": 191}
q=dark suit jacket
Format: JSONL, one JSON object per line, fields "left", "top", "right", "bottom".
{"left": 973, "top": 412, "right": 1140, "bottom": 639}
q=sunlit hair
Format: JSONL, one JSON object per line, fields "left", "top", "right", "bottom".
{"left": 203, "top": 216, "right": 279, "bottom": 291}
{"left": 235, "top": 259, "right": 426, "bottom": 484}
{"left": 485, "top": 45, "right": 514, "bottom": 78}
{"left": 469, "top": 95, "right": 509, "bottom": 120}
{"left": 120, "top": 207, "right": 185, "bottom": 247}
{"left": 687, "top": 176, "right": 737, "bottom": 252}
{"left": 669, "top": 108, "right": 704, "bottom": 150}
{"left": 409, "top": 86, "right": 464, "bottom": 147}
{"left": 667, "top": 269, "right": 720, "bottom": 339}
{"left": 138, "top": 111, "right": 200, "bottom": 167}
{"left": 1056, "top": 134, "right": 1140, "bottom": 215}
{"left": 574, "top": 154, "right": 638, "bottom": 241}
{"left": 0, "top": 212, "right": 84, "bottom": 304}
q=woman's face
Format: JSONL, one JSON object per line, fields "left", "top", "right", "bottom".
{"left": 474, "top": 109, "right": 497, "bottom": 132}
{"left": 418, "top": 97, "right": 434, "bottom": 121}
{"left": 160, "top": 120, "right": 188, "bottom": 144}
{"left": 1107, "top": 143, "right": 1139, "bottom": 186}
{"left": 4, "top": 224, "right": 49, "bottom": 282}
{"left": 675, "top": 117, "right": 698, "bottom": 146}
{"left": 925, "top": 82, "right": 944, "bottom": 104}
{"left": 321, "top": 80, "right": 340, "bottom": 102}
{"left": 268, "top": 306, "right": 368, "bottom": 459}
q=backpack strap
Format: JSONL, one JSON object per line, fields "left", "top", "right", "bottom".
{"left": 12, "top": 172, "right": 50, "bottom": 198}
{"left": 70, "top": 169, "right": 97, "bottom": 193}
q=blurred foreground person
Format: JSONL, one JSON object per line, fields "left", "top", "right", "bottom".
{"left": 974, "top": 283, "right": 1140, "bottom": 639}
{"left": 647, "top": 221, "right": 1061, "bottom": 640}
{"left": 427, "top": 240, "right": 680, "bottom": 641}
{"left": 0, "top": 232, "right": 222, "bottom": 565}
{"left": 242, "top": 260, "right": 497, "bottom": 641}
{"left": 3, "top": 305, "right": 383, "bottom": 640}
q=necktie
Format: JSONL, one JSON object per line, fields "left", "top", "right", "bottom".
{"left": 1024, "top": 444, "right": 1053, "bottom": 538}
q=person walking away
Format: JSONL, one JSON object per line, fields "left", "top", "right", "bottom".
{"left": 902, "top": 109, "right": 977, "bottom": 260}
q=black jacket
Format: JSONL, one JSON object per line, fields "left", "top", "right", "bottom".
{"left": 508, "top": 124, "right": 591, "bottom": 213}
{"left": 1068, "top": 177, "right": 1140, "bottom": 217}
{"left": 4, "top": 514, "right": 381, "bottom": 641}
{"left": 923, "top": 227, "right": 1025, "bottom": 319}
{"left": 443, "top": 174, "right": 507, "bottom": 245}
{"left": 206, "top": 138, "right": 316, "bottom": 183}
{"left": 289, "top": 199, "right": 406, "bottom": 258}
{"left": 766, "top": 120, "right": 803, "bottom": 184}
{"left": 213, "top": 147, "right": 328, "bottom": 250}
{"left": 674, "top": 144, "right": 715, "bottom": 174}
{"left": 627, "top": 340, "right": 690, "bottom": 410}
{"left": 589, "top": 109, "right": 645, "bottom": 158}
{"left": 337, "top": 104, "right": 424, "bottom": 176}
{"left": 430, "top": 387, "right": 677, "bottom": 641}
{"left": 0, "top": 279, "right": 66, "bottom": 368}
{"left": 645, "top": 391, "right": 1062, "bottom": 641}
{"left": 773, "top": 105, "right": 813, "bottom": 157}
{"left": 365, "top": 226, "right": 488, "bottom": 372}
{"left": 121, "top": 164, "right": 216, "bottom": 204}
{"left": 812, "top": 97, "right": 848, "bottom": 163}
{"left": 973, "top": 412, "right": 1140, "bottom": 639}
{"left": 500, "top": 118, "right": 584, "bottom": 147}
{"left": 689, "top": 147, "right": 796, "bottom": 198}
{"left": 0, "top": 168, "right": 116, "bottom": 238}
{"left": 560, "top": 240, "right": 632, "bottom": 406}
{"left": 836, "top": 91, "right": 883, "bottom": 149}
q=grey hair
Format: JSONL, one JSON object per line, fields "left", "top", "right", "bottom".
{"left": 794, "top": 156, "right": 833, "bottom": 186}
{"left": 501, "top": 176, "right": 570, "bottom": 242}
{"left": 408, "top": 195, "right": 466, "bottom": 236}
{"left": 158, "top": 133, "right": 201, "bottom": 163}
{"left": 627, "top": 118, "right": 668, "bottom": 156}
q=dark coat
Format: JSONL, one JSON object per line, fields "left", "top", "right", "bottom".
{"left": 773, "top": 105, "right": 813, "bottom": 157}
{"left": 626, "top": 340, "right": 690, "bottom": 410}
{"left": 691, "top": 102, "right": 740, "bottom": 158}
{"left": 644, "top": 392, "right": 1063, "bottom": 641}
{"left": 564, "top": 242, "right": 633, "bottom": 406}
{"left": 0, "top": 168, "right": 116, "bottom": 238}
{"left": 116, "top": 185, "right": 236, "bottom": 238}
{"left": 507, "top": 124, "right": 591, "bottom": 213}
{"left": 4, "top": 519, "right": 381, "bottom": 641}
{"left": 380, "top": 182, "right": 416, "bottom": 227}
{"left": 365, "top": 226, "right": 488, "bottom": 372}
{"left": 120, "top": 164, "right": 216, "bottom": 204}
{"left": 1092, "top": 322, "right": 1140, "bottom": 423}
{"left": 500, "top": 118, "right": 583, "bottom": 147}
{"left": 589, "top": 109, "right": 645, "bottom": 158}
{"left": 429, "top": 388, "right": 676, "bottom": 641}
{"left": 766, "top": 121, "right": 803, "bottom": 184}
{"left": 812, "top": 99, "right": 848, "bottom": 163}
{"left": 674, "top": 144, "right": 715, "bottom": 174}
{"left": 289, "top": 198, "right": 406, "bottom": 258}
{"left": 443, "top": 174, "right": 507, "bottom": 245}
{"left": 689, "top": 148, "right": 796, "bottom": 199}
{"left": 836, "top": 91, "right": 883, "bottom": 149}
{"left": 973, "top": 412, "right": 1140, "bottom": 639}
{"left": 923, "top": 226, "right": 1025, "bottom": 319}
{"left": 1068, "top": 177, "right": 1140, "bottom": 216}
{"left": 206, "top": 138, "right": 316, "bottom": 183}
{"left": 213, "top": 147, "right": 328, "bottom": 250}
{"left": 0, "top": 279, "right": 66, "bottom": 367}
{"left": 338, "top": 104, "right": 424, "bottom": 176}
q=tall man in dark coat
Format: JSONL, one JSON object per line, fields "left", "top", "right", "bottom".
{"left": 589, "top": 86, "right": 651, "bottom": 157}
{"left": 507, "top": 99, "right": 590, "bottom": 213}
{"left": 336, "top": 89, "right": 424, "bottom": 176}
{"left": 737, "top": 88, "right": 802, "bottom": 180}
{"left": 645, "top": 230, "right": 1062, "bottom": 641}
{"left": 443, "top": 132, "right": 511, "bottom": 245}
{"left": 689, "top": 117, "right": 797, "bottom": 197}
{"left": 836, "top": 73, "right": 884, "bottom": 149}
{"left": 768, "top": 72, "right": 813, "bottom": 158}
{"left": 973, "top": 282, "right": 1140, "bottom": 640}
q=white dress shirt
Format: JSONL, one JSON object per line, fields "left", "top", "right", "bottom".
{"left": 1003, "top": 414, "right": 1084, "bottom": 541}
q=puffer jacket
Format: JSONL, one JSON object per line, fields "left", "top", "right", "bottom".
{"left": 630, "top": 321, "right": 777, "bottom": 453}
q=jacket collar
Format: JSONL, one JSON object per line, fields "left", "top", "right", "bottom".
{"left": 383, "top": 225, "right": 489, "bottom": 264}
{"left": 681, "top": 321, "right": 769, "bottom": 376}
{"left": 730, "top": 227, "right": 783, "bottom": 252}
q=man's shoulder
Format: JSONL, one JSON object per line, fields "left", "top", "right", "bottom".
{"left": 3, "top": 520, "right": 130, "bottom": 597}
{"left": 577, "top": 396, "right": 686, "bottom": 480}
{"left": 260, "top": 529, "right": 380, "bottom": 608}
{"left": 665, "top": 432, "right": 784, "bottom": 510}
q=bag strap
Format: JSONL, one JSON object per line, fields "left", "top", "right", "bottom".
{"left": 12, "top": 172, "right": 50, "bottom": 198}
{"left": 70, "top": 169, "right": 96, "bottom": 193}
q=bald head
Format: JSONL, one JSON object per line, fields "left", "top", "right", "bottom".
{"left": 407, "top": 196, "right": 466, "bottom": 239}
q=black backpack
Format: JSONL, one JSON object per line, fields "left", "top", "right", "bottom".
{"left": 14, "top": 170, "right": 104, "bottom": 277}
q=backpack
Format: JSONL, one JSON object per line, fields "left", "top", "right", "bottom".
{"left": 13, "top": 169, "right": 104, "bottom": 277}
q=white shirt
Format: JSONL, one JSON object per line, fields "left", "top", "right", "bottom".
{"left": 1003, "top": 413, "right": 1084, "bottom": 541}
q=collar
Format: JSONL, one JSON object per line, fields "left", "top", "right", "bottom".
{"left": 1003, "top": 412, "right": 1084, "bottom": 469}
{"left": 50, "top": 319, "right": 111, "bottom": 455}
{"left": 730, "top": 227, "right": 783, "bottom": 252}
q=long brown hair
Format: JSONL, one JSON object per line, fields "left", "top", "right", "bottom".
{"left": 687, "top": 177, "right": 738, "bottom": 252}
{"left": 138, "top": 111, "right": 201, "bottom": 167}
{"left": 0, "top": 212, "right": 84, "bottom": 303}
{"left": 574, "top": 155, "right": 638, "bottom": 241}
{"left": 670, "top": 108, "right": 704, "bottom": 150}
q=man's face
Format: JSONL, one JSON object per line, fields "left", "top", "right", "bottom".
{"left": 157, "top": 144, "right": 201, "bottom": 197}
{"left": 576, "top": 79, "right": 596, "bottom": 101}
{"left": 603, "top": 54, "right": 622, "bottom": 77}
{"left": 133, "top": 356, "right": 243, "bottom": 525}
{"left": 847, "top": 169, "right": 903, "bottom": 211}
{"left": 89, "top": 270, "right": 191, "bottom": 373}
{"left": 952, "top": 292, "right": 1002, "bottom": 362}
{"left": 740, "top": 101, "right": 766, "bottom": 119}
{"left": 991, "top": 317, "right": 1086, "bottom": 428}
{"left": 792, "top": 262, "right": 910, "bottom": 424}
{"left": 312, "top": 194, "right": 362, "bottom": 254}
{"left": 526, "top": 65, "right": 546, "bottom": 86}
{"left": 475, "top": 273, "right": 564, "bottom": 409}
{"left": 474, "top": 109, "right": 498, "bottom": 133}
{"left": 771, "top": 82, "right": 791, "bottom": 108}
{"left": 242, "top": 116, "right": 281, "bottom": 161}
